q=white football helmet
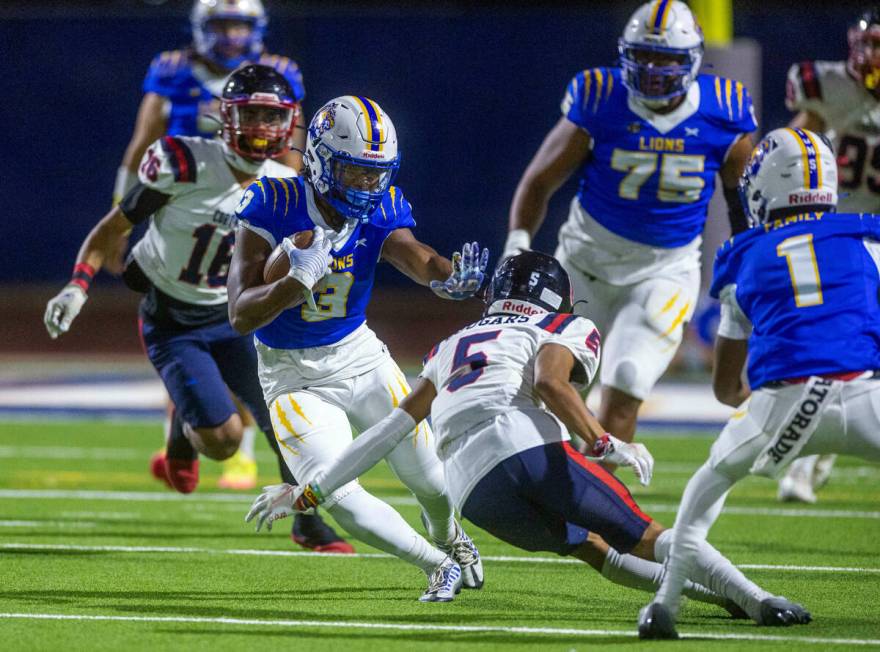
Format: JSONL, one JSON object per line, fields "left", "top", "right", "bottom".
{"left": 619, "top": 0, "right": 704, "bottom": 104}
{"left": 304, "top": 96, "right": 400, "bottom": 222}
{"left": 191, "top": 0, "right": 267, "bottom": 69}
{"left": 740, "top": 128, "right": 838, "bottom": 226}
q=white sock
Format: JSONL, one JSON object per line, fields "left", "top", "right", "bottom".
{"left": 601, "top": 547, "right": 728, "bottom": 608}
{"left": 238, "top": 425, "right": 256, "bottom": 459}
{"left": 327, "top": 487, "right": 446, "bottom": 574}
{"left": 654, "top": 463, "right": 771, "bottom": 619}
{"left": 394, "top": 460, "right": 456, "bottom": 546}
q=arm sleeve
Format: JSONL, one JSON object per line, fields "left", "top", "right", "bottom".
{"left": 118, "top": 183, "right": 171, "bottom": 225}
{"left": 314, "top": 408, "right": 416, "bottom": 497}
{"left": 717, "top": 284, "right": 752, "bottom": 340}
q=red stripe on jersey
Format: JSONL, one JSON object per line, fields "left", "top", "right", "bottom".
{"left": 798, "top": 61, "right": 822, "bottom": 100}
{"left": 542, "top": 313, "right": 570, "bottom": 333}
{"left": 562, "top": 441, "right": 651, "bottom": 522}
{"left": 163, "top": 136, "right": 192, "bottom": 182}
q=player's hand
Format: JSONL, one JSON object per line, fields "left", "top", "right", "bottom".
{"left": 291, "top": 483, "right": 325, "bottom": 513}
{"left": 244, "top": 483, "right": 297, "bottom": 532}
{"left": 282, "top": 228, "right": 333, "bottom": 311}
{"left": 430, "top": 241, "right": 490, "bottom": 300}
{"left": 591, "top": 434, "right": 654, "bottom": 486}
{"left": 44, "top": 285, "right": 88, "bottom": 339}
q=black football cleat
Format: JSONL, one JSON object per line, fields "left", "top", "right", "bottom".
{"left": 758, "top": 597, "right": 812, "bottom": 626}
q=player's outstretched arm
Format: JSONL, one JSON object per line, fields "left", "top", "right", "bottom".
{"left": 293, "top": 379, "right": 437, "bottom": 511}
{"left": 505, "top": 118, "right": 591, "bottom": 258}
{"left": 712, "top": 336, "right": 751, "bottom": 407}
{"left": 720, "top": 135, "right": 756, "bottom": 235}
{"left": 534, "top": 343, "right": 653, "bottom": 485}
{"left": 116, "top": 93, "right": 168, "bottom": 204}
{"left": 227, "top": 227, "right": 329, "bottom": 334}
{"left": 43, "top": 207, "right": 136, "bottom": 339}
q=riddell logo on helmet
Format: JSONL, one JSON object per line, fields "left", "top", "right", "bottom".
{"left": 502, "top": 300, "right": 543, "bottom": 316}
{"left": 360, "top": 151, "right": 385, "bottom": 159}
{"left": 789, "top": 191, "right": 834, "bottom": 204}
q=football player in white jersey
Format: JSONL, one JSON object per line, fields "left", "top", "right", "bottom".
{"left": 503, "top": 0, "right": 757, "bottom": 458}
{"left": 44, "top": 64, "right": 352, "bottom": 553}
{"left": 114, "top": 0, "right": 307, "bottom": 492}
{"left": 231, "top": 96, "right": 490, "bottom": 602}
{"left": 777, "top": 6, "right": 880, "bottom": 503}
{"left": 248, "top": 252, "right": 807, "bottom": 624}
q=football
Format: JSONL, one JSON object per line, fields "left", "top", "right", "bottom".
{"left": 263, "top": 230, "right": 315, "bottom": 284}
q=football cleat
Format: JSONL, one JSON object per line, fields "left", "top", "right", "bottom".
{"left": 637, "top": 602, "right": 679, "bottom": 640}
{"left": 758, "top": 597, "right": 812, "bottom": 626}
{"left": 777, "top": 474, "right": 817, "bottom": 504}
{"left": 291, "top": 513, "right": 355, "bottom": 554}
{"left": 440, "top": 523, "right": 484, "bottom": 590}
{"left": 217, "top": 450, "right": 258, "bottom": 490}
{"left": 149, "top": 449, "right": 172, "bottom": 489}
{"left": 419, "top": 557, "right": 462, "bottom": 603}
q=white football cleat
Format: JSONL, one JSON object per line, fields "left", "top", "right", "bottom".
{"left": 777, "top": 473, "right": 817, "bottom": 504}
{"left": 441, "top": 522, "right": 484, "bottom": 589}
{"left": 419, "top": 557, "right": 462, "bottom": 603}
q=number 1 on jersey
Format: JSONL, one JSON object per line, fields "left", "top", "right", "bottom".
{"left": 776, "top": 234, "right": 824, "bottom": 307}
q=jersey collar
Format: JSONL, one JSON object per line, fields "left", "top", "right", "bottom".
{"left": 627, "top": 81, "right": 701, "bottom": 135}
{"left": 304, "top": 183, "right": 360, "bottom": 250}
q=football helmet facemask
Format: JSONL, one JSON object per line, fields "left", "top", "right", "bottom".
{"left": 220, "top": 64, "right": 298, "bottom": 161}
{"left": 739, "top": 127, "right": 838, "bottom": 227}
{"left": 191, "top": 0, "right": 267, "bottom": 70}
{"left": 304, "top": 96, "right": 400, "bottom": 223}
{"left": 484, "top": 251, "right": 573, "bottom": 317}
{"left": 619, "top": 0, "right": 704, "bottom": 106}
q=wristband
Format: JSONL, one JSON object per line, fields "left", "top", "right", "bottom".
{"left": 70, "top": 263, "right": 96, "bottom": 293}
{"left": 590, "top": 433, "right": 612, "bottom": 458}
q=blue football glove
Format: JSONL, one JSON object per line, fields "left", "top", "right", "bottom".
{"left": 430, "top": 242, "right": 490, "bottom": 301}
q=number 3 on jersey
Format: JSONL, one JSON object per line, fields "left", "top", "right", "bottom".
{"left": 301, "top": 272, "right": 354, "bottom": 321}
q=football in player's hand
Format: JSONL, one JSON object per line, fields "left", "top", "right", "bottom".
{"left": 263, "top": 230, "right": 315, "bottom": 284}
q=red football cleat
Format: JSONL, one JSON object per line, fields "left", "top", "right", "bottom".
{"left": 291, "top": 513, "right": 355, "bottom": 554}
{"left": 166, "top": 458, "right": 200, "bottom": 494}
{"left": 149, "top": 450, "right": 173, "bottom": 489}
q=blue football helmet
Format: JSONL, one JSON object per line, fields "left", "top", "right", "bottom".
{"left": 191, "top": 0, "right": 267, "bottom": 70}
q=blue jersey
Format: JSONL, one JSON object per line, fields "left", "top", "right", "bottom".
{"left": 562, "top": 68, "right": 757, "bottom": 248}
{"left": 710, "top": 212, "right": 880, "bottom": 389}
{"left": 236, "top": 177, "right": 416, "bottom": 349}
{"left": 143, "top": 49, "right": 306, "bottom": 138}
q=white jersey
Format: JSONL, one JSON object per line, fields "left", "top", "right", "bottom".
{"left": 419, "top": 309, "right": 600, "bottom": 500}
{"left": 786, "top": 60, "right": 880, "bottom": 212}
{"left": 131, "top": 136, "right": 293, "bottom": 305}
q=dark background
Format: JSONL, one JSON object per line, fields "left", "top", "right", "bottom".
{"left": 1, "top": 0, "right": 859, "bottom": 287}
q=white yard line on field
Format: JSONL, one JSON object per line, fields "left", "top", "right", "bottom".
{"left": 0, "top": 612, "right": 877, "bottom": 646}
{"left": 1, "top": 488, "right": 878, "bottom": 520}
{"left": 2, "top": 542, "right": 879, "bottom": 575}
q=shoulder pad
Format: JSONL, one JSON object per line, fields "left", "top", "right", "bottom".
{"left": 702, "top": 75, "right": 757, "bottom": 132}
{"left": 371, "top": 186, "right": 416, "bottom": 230}
{"left": 148, "top": 50, "right": 191, "bottom": 78}
{"left": 562, "top": 67, "right": 619, "bottom": 123}
{"left": 258, "top": 53, "right": 306, "bottom": 101}
{"left": 158, "top": 136, "right": 198, "bottom": 183}
{"left": 250, "top": 176, "right": 305, "bottom": 219}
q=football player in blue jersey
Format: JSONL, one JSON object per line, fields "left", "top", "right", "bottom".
{"left": 112, "top": 0, "right": 306, "bottom": 492}
{"left": 45, "top": 65, "right": 351, "bottom": 553}
{"left": 228, "top": 96, "right": 490, "bottom": 602}
{"left": 637, "top": 127, "right": 880, "bottom": 638}
{"left": 504, "top": 0, "right": 757, "bottom": 454}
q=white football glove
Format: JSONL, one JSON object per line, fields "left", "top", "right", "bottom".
{"left": 590, "top": 434, "right": 654, "bottom": 487}
{"left": 501, "top": 229, "right": 531, "bottom": 261}
{"left": 430, "top": 241, "right": 490, "bottom": 300}
{"left": 244, "top": 483, "right": 297, "bottom": 532}
{"left": 282, "top": 228, "right": 333, "bottom": 311}
{"left": 44, "top": 285, "right": 88, "bottom": 339}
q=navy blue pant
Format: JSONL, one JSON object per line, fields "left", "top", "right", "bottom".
{"left": 462, "top": 442, "right": 652, "bottom": 555}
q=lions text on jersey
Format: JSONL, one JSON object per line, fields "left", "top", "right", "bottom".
{"left": 787, "top": 61, "right": 880, "bottom": 212}
{"left": 420, "top": 310, "right": 601, "bottom": 508}
{"left": 711, "top": 212, "right": 880, "bottom": 389}
{"left": 562, "top": 68, "right": 757, "bottom": 247}
{"left": 236, "top": 177, "right": 416, "bottom": 349}
{"left": 144, "top": 50, "right": 305, "bottom": 138}
{"left": 130, "top": 136, "right": 292, "bottom": 305}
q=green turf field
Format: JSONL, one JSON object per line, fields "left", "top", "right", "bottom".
{"left": 0, "top": 420, "right": 878, "bottom": 651}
